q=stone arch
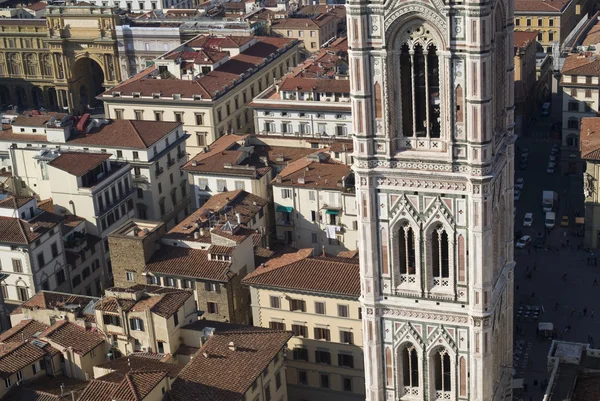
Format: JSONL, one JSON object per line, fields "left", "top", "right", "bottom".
{"left": 428, "top": 345, "right": 455, "bottom": 398}
{"left": 71, "top": 56, "right": 106, "bottom": 113}
{"left": 0, "top": 86, "right": 11, "bottom": 106}
{"left": 423, "top": 218, "right": 455, "bottom": 292}
{"left": 390, "top": 214, "right": 422, "bottom": 290}
{"left": 394, "top": 333, "right": 425, "bottom": 398}
{"left": 15, "top": 86, "right": 28, "bottom": 107}
{"left": 31, "top": 87, "right": 43, "bottom": 108}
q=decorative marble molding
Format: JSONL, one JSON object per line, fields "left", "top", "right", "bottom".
{"left": 381, "top": 308, "right": 469, "bottom": 324}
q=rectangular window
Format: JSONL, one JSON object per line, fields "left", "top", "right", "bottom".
{"left": 281, "top": 189, "right": 292, "bottom": 199}
{"left": 17, "top": 287, "right": 28, "bottom": 301}
{"left": 549, "top": 18, "right": 554, "bottom": 26}
{"left": 308, "top": 191, "right": 315, "bottom": 201}
{"left": 275, "top": 371, "right": 282, "bottom": 389}
{"left": 311, "top": 233, "right": 318, "bottom": 243}
{"left": 4, "top": 377, "right": 10, "bottom": 388}
{"left": 340, "top": 330, "right": 354, "bottom": 344}
{"left": 204, "top": 282, "right": 220, "bottom": 293}
{"left": 51, "top": 243, "right": 59, "bottom": 258}
{"left": 207, "top": 302, "right": 219, "bottom": 314}
{"left": 337, "top": 304, "right": 349, "bottom": 317}
{"left": 174, "top": 112, "right": 183, "bottom": 123}
{"left": 126, "top": 271, "right": 135, "bottom": 281}
{"left": 115, "top": 109, "right": 123, "bottom": 119}
{"left": 320, "top": 374, "right": 330, "bottom": 388}
{"left": 269, "top": 321, "right": 285, "bottom": 330}
{"left": 548, "top": 32, "right": 554, "bottom": 41}
{"left": 270, "top": 296, "right": 280, "bottom": 309}
{"left": 338, "top": 353, "right": 354, "bottom": 368}
{"left": 314, "top": 327, "right": 330, "bottom": 341}
{"left": 154, "top": 111, "right": 162, "bottom": 121}
{"left": 291, "top": 324, "right": 308, "bottom": 337}
{"left": 37, "top": 252, "right": 45, "bottom": 268}
{"left": 298, "top": 370, "right": 308, "bottom": 385}
{"left": 343, "top": 377, "right": 353, "bottom": 392}
{"left": 12, "top": 259, "right": 22, "bottom": 273}
{"left": 315, "top": 301, "right": 325, "bottom": 314}
{"left": 289, "top": 299, "right": 306, "bottom": 312}
{"left": 173, "top": 311, "right": 179, "bottom": 326}
{"left": 293, "top": 347, "right": 308, "bottom": 361}
{"left": 586, "top": 89, "right": 592, "bottom": 98}
{"left": 129, "top": 317, "right": 145, "bottom": 331}
{"left": 538, "top": 18, "right": 542, "bottom": 26}
{"left": 216, "top": 179, "right": 227, "bottom": 192}
{"left": 134, "top": 110, "right": 143, "bottom": 120}
{"left": 315, "top": 350, "right": 331, "bottom": 364}
{"left": 234, "top": 181, "right": 245, "bottom": 190}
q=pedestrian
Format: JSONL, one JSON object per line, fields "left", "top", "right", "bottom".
{"left": 594, "top": 278, "right": 598, "bottom": 286}
{"left": 584, "top": 308, "right": 588, "bottom": 316}
{"left": 531, "top": 292, "right": 535, "bottom": 299}
{"left": 516, "top": 285, "right": 520, "bottom": 291}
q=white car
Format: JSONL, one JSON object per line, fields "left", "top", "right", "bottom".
{"left": 547, "top": 165, "right": 555, "bottom": 174}
{"left": 523, "top": 213, "right": 533, "bottom": 227}
{"left": 549, "top": 155, "right": 556, "bottom": 162}
{"left": 516, "top": 235, "right": 532, "bottom": 249}
{"left": 514, "top": 190, "right": 521, "bottom": 201}
{"left": 548, "top": 161, "right": 556, "bottom": 168}
{"left": 515, "top": 178, "right": 524, "bottom": 190}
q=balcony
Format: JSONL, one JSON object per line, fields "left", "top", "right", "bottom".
{"left": 96, "top": 188, "right": 135, "bottom": 217}
{"left": 155, "top": 167, "right": 164, "bottom": 178}
{"left": 276, "top": 219, "right": 294, "bottom": 227}
{"left": 177, "top": 151, "right": 186, "bottom": 160}
{"left": 167, "top": 158, "right": 175, "bottom": 168}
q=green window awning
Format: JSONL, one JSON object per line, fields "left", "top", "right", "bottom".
{"left": 276, "top": 206, "right": 293, "bottom": 212}
{"left": 326, "top": 210, "right": 339, "bottom": 215}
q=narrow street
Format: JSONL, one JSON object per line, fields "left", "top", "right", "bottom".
{"left": 512, "top": 104, "right": 591, "bottom": 401}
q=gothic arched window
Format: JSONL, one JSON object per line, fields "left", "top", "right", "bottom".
{"left": 402, "top": 346, "right": 419, "bottom": 388}
{"left": 431, "top": 226, "right": 449, "bottom": 281}
{"left": 398, "top": 38, "right": 441, "bottom": 139}
{"left": 399, "top": 223, "right": 416, "bottom": 276}
{"left": 434, "top": 349, "right": 451, "bottom": 391}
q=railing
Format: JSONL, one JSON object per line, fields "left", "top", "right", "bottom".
{"left": 96, "top": 189, "right": 135, "bottom": 216}
{"left": 276, "top": 219, "right": 294, "bottom": 226}
{"left": 155, "top": 167, "right": 164, "bottom": 178}
{"left": 132, "top": 174, "right": 148, "bottom": 183}
{"left": 167, "top": 159, "right": 175, "bottom": 168}
{"left": 177, "top": 151, "right": 186, "bottom": 160}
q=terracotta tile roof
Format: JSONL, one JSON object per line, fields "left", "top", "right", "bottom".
{"left": 0, "top": 211, "right": 63, "bottom": 245}
{"left": 514, "top": 0, "right": 571, "bottom": 13}
{"left": 169, "top": 327, "right": 292, "bottom": 401}
{"left": 39, "top": 321, "right": 104, "bottom": 356}
{"left": 573, "top": 375, "right": 600, "bottom": 401}
{"left": 581, "top": 118, "right": 600, "bottom": 160}
{"left": 337, "top": 249, "right": 359, "bottom": 259}
{"left": 77, "top": 380, "right": 119, "bottom": 401}
{"left": 2, "top": 376, "right": 88, "bottom": 401}
{"left": 514, "top": 31, "right": 539, "bottom": 52}
{"left": 0, "top": 341, "right": 46, "bottom": 378}
{"left": 130, "top": 291, "right": 192, "bottom": 318}
{"left": 111, "top": 370, "right": 167, "bottom": 401}
{"left": 0, "top": 195, "right": 34, "bottom": 210}
{"left": 583, "top": 18, "right": 600, "bottom": 46}
{"left": 101, "top": 37, "right": 297, "bottom": 100}
{"left": 562, "top": 53, "right": 600, "bottom": 76}
{"left": 179, "top": 190, "right": 268, "bottom": 227}
{"left": 37, "top": 198, "right": 54, "bottom": 213}
{"left": 61, "top": 215, "right": 86, "bottom": 236}
{"left": 15, "top": 291, "right": 98, "bottom": 316}
{"left": 207, "top": 245, "right": 236, "bottom": 256}
{"left": 96, "top": 354, "right": 183, "bottom": 378}
{"left": 48, "top": 152, "right": 111, "bottom": 177}
{"left": 274, "top": 154, "right": 353, "bottom": 190}
{"left": 0, "top": 319, "right": 48, "bottom": 343}
{"left": 145, "top": 245, "right": 232, "bottom": 281}
{"left": 25, "top": 1, "right": 48, "bottom": 11}
{"left": 329, "top": 140, "right": 353, "bottom": 152}
{"left": 297, "top": 4, "right": 346, "bottom": 22}
{"left": 94, "top": 297, "right": 137, "bottom": 314}
{"left": 182, "top": 148, "right": 270, "bottom": 178}
{"left": 271, "top": 14, "right": 335, "bottom": 29}
{"left": 242, "top": 248, "right": 360, "bottom": 296}
{"left": 211, "top": 224, "right": 256, "bottom": 244}
{"left": 279, "top": 77, "right": 350, "bottom": 94}
{"left": 64, "top": 120, "right": 181, "bottom": 150}
{"left": 11, "top": 114, "right": 64, "bottom": 128}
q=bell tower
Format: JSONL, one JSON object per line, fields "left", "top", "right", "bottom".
{"left": 348, "top": 0, "right": 515, "bottom": 399}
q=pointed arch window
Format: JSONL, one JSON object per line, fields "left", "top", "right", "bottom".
{"left": 434, "top": 349, "right": 451, "bottom": 392}
{"left": 402, "top": 346, "right": 419, "bottom": 388}
{"left": 398, "top": 41, "right": 441, "bottom": 139}
{"left": 399, "top": 223, "right": 416, "bottom": 278}
{"left": 431, "top": 225, "right": 450, "bottom": 284}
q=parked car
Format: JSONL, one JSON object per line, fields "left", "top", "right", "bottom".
{"left": 523, "top": 213, "right": 533, "bottom": 227}
{"left": 516, "top": 235, "right": 532, "bottom": 248}
{"left": 549, "top": 155, "right": 556, "bottom": 162}
{"left": 561, "top": 216, "right": 569, "bottom": 227}
{"left": 547, "top": 164, "right": 555, "bottom": 174}
{"left": 515, "top": 178, "right": 525, "bottom": 190}
{"left": 514, "top": 190, "right": 521, "bottom": 201}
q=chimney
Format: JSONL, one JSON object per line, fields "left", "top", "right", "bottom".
{"left": 199, "top": 227, "right": 205, "bottom": 236}
{"left": 60, "top": 384, "right": 64, "bottom": 396}
{"left": 194, "top": 231, "right": 200, "bottom": 239}
{"left": 236, "top": 213, "right": 241, "bottom": 224}
{"left": 203, "top": 351, "right": 209, "bottom": 358}
{"left": 322, "top": 245, "right": 325, "bottom": 256}
{"left": 71, "top": 391, "right": 76, "bottom": 401}
{"left": 228, "top": 341, "right": 237, "bottom": 351}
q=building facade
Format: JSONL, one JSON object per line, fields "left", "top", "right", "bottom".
{"left": 348, "top": 0, "right": 515, "bottom": 401}
{"left": 0, "top": 6, "right": 122, "bottom": 114}
{"left": 243, "top": 248, "right": 364, "bottom": 401}
{"left": 581, "top": 118, "right": 600, "bottom": 248}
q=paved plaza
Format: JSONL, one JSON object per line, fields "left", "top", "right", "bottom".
{"left": 512, "top": 116, "right": 594, "bottom": 400}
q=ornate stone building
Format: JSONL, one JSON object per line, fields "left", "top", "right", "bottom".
{"left": 347, "top": 0, "right": 516, "bottom": 399}
{"left": 0, "top": 5, "right": 121, "bottom": 114}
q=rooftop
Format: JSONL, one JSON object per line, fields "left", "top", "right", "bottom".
{"left": 168, "top": 326, "right": 292, "bottom": 401}
{"left": 144, "top": 246, "right": 233, "bottom": 282}
{"left": 2, "top": 376, "right": 88, "bottom": 401}
{"left": 101, "top": 36, "right": 297, "bottom": 101}
{"left": 514, "top": 0, "right": 572, "bottom": 13}
{"left": 0, "top": 341, "right": 47, "bottom": 378}
{"left": 0, "top": 211, "right": 63, "bottom": 245}
{"left": 580, "top": 118, "right": 600, "bottom": 160}
{"left": 39, "top": 320, "right": 104, "bottom": 356}
{"left": 270, "top": 14, "right": 335, "bottom": 29}
{"left": 561, "top": 53, "right": 600, "bottom": 77}
{"left": 95, "top": 353, "right": 184, "bottom": 379}
{"left": 96, "top": 285, "right": 192, "bottom": 318}
{"left": 0, "top": 195, "right": 34, "bottom": 210}
{"left": 12, "top": 291, "right": 98, "bottom": 318}
{"left": 242, "top": 248, "right": 360, "bottom": 297}
{"left": 514, "top": 31, "right": 539, "bottom": 53}
{"left": 48, "top": 152, "right": 112, "bottom": 177}
{"left": 274, "top": 153, "right": 354, "bottom": 191}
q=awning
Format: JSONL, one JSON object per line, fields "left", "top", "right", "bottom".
{"left": 276, "top": 205, "right": 293, "bottom": 213}
{"left": 576, "top": 217, "right": 585, "bottom": 225}
{"left": 326, "top": 210, "right": 339, "bottom": 215}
